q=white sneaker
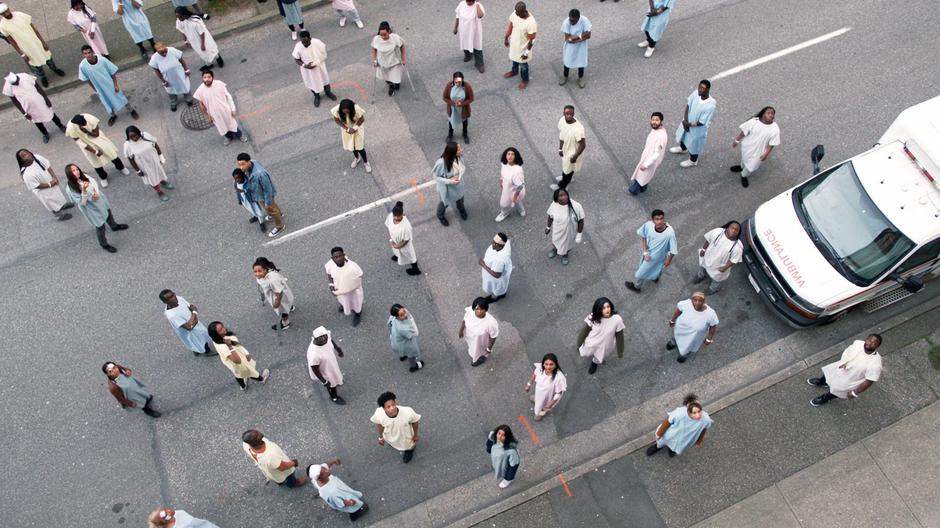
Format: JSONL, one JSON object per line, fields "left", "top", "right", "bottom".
{"left": 637, "top": 41, "right": 649, "bottom": 48}
{"left": 99, "top": 178, "right": 109, "bottom": 188}
{"left": 291, "top": 31, "right": 297, "bottom": 41}
{"left": 518, "top": 208, "right": 526, "bottom": 217}
{"left": 121, "top": 167, "right": 130, "bottom": 175}
{"left": 554, "top": 174, "right": 562, "bottom": 182}
{"left": 494, "top": 212, "right": 508, "bottom": 222}
{"left": 260, "top": 368, "right": 270, "bottom": 383}
{"left": 339, "top": 16, "right": 347, "bottom": 27}
{"left": 355, "top": 20, "right": 364, "bottom": 29}
{"left": 223, "top": 137, "right": 232, "bottom": 146}
{"left": 549, "top": 184, "right": 560, "bottom": 190}
{"left": 679, "top": 159, "right": 698, "bottom": 168}
{"left": 268, "top": 227, "right": 283, "bottom": 237}
{"left": 644, "top": 47, "right": 655, "bottom": 58}
{"left": 351, "top": 157, "right": 360, "bottom": 169}
{"left": 669, "top": 146, "right": 684, "bottom": 154}
{"left": 498, "top": 479, "right": 512, "bottom": 489}
{"left": 364, "top": 162, "right": 372, "bottom": 173}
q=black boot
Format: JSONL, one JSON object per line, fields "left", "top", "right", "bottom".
{"left": 216, "top": 55, "right": 225, "bottom": 68}
{"left": 324, "top": 85, "right": 338, "bottom": 101}
{"left": 463, "top": 50, "right": 473, "bottom": 62}
{"left": 455, "top": 198, "right": 468, "bottom": 220}
{"left": 436, "top": 202, "right": 449, "bottom": 226}
{"left": 313, "top": 92, "right": 321, "bottom": 107}
{"left": 462, "top": 120, "right": 470, "bottom": 144}
{"left": 447, "top": 123, "right": 454, "bottom": 141}
{"left": 406, "top": 262, "right": 421, "bottom": 275}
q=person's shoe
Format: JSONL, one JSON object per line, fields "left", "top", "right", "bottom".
{"left": 625, "top": 281, "right": 641, "bottom": 292}
{"left": 388, "top": 83, "right": 395, "bottom": 96}
{"left": 112, "top": 223, "right": 128, "bottom": 231}
{"left": 559, "top": 76, "right": 568, "bottom": 86}
{"left": 679, "top": 160, "right": 698, "bottom": 168}
{"left": 438, "top": 216, "right": 450, "bottom": 226}
{"left": 498, "top": 479, "right": 512, "bottom": 489}
{"left": 364, "top": 162, "right": 372, "bottom": 173}
{"left": 56, "top": 213, "right": 72, "bottom": 221}
{"left": 464, "top": 52, "right": 473, "bottom": 63}
{"left": 331, "top": 395, "right": 347, "bottom": 405}
{"left": 107, "top": 115, "right": 118, "bottom": 126}
{"left": 62, "top": 202, "right": 75, "bottom": 210}
{"left": 130, "top": 109, "right": 139, "bottom": 120}
{"left": 457, "top": 208, "right": 468, "bottom": 221}
{"left": 339, "top": 16, "right": 347, "bottom": 27}
{"left": 202, "top": 12, "right": 210, "bottom": 20}
{"left": 40, "top": 76, "right": 49, "bottom": 87}
{"left": 186, "top": 99, "right": 194, "bottom": 106}
{"left": 810, "top": 395, "right": 829, "bottom": 407}
{"left": 495, "top": 212, "right": 509, "bottom": 222}
{"left": 409, "top": 360, "right": 424, "bottom": 373}
{"left": 518, "top": 208, "right": 526, "bottom": 217}
{"left": 676, "top": 355, "right": 687, "bottom": 363}
{"left": 271, "top": 320, "right": 290, "bottom": 330}
{"left": 170, "top": 104, "right": 178, "bottom": 112}
{"left": 637, "top": 41, "right": 649, "bottom": 48}
{"left": 391, "top": 255, "right": 399, "bottom": 262}
{"left": 239, "top": 383, "right": 247, "bottom": 391}
{"left": 476, "top": 62, "right": 484, "bottom": 74}
{"left": 669, "top": 146, "right": 684, "bottom": 154}
{"left": 58, "top": 124, "right": 67, "bottom": 133}
{"left": 258, "top": 221, "right": 267, "bottom": 232}
{"left": 291, "top": 31, "right": 298, "bottom": 41}
{"left": 99, "top": 178, "right": 109, "bottom": 188}
{"left": 741, "top": 177, "right": 749, "bottom": 188}
{"left": 730, "top": 165, "right": 743, "bottom": 173}
{"left": 463, "top": 133, "right": 470, "bottom": 144}
{"left": 42, "top": 134, "right": 50, "bottom": 144}
{"left": 549, "top": 183, "right": 560, "bottom": 190}
{"left": 692, "top": 273, "right": 705, "bottom": 284}
{"left": 260, "top": 368, "right": 270, "bottom": 383}
{"left": 338, "top": 305, "right": 345, "bottom": 313}
{"left": 267, "top": 227, "right": 283, "bottom": 237}
{"left": 561, "top": 256, "right": 569, "bottom": 266}
{"left": 588, "top": 362, "right": 598, "bottom": 375}
{"left": 807, "top": 377, "right": 828, "bottom": 387}
{"left": 405, "top": 265, "right": 421, "bottom": 276}
{"left": 402, "top": 450, "right": 414, "bottom": 463}
{"left": 355, "top": 20, "right": 364, "bottom": 29}
{"left": 548, "top": 248, "right": 557, "bottom": 259}
{"left": 161, "top": 181, "right": 175, "bottom": 190}
{"left": 119, "top": 167, "right": 129, "bottom": 175}
{"left": 223, "top": 137, "right": 232, "bottom": 146}
{"left": 666, "top": 340, "right": 676, "bottom": 350}
{"left": 645, "top": 444, "right": 660, "bottom": 456}
{"left": 102, "top": 244, "right": 118, "bottom": 253}
{"left": 159, "top": 193, "right": 170, "bottom": 202}
{"left": 240, "top": 133, "right": 249, "bottom": 142}
{"left": 351, "top": 157, "right": 360, "bottom": 169}
{"left": 216, "top": 56, "right": 225, "bottom": 67}
{"left": 577, "top": 77, "right": 586, "bottom": 88}
{"left": 518, "top": 80, "right": 528, "bottom": 90}
{"left": 503, "top": 71, "right": 517, "bottom": 78}
{"left": 352, "top": 312, "right": 361, "bottom": 326}
{"left": 144, "top": 408, "right": 162, "bottom": 418}
{"left": 644, "top": 47, "right": 655, "bottom": 58}
{"left": 399, "top": 356, "right": 407, "bottom": 362}
{"left": 349, "top": 503, "right": 369, "bottom": 521}
{"left": 471, "top": 356, "right": 487, "bottom": 367}
{"left": 325, "top": 90, "right": 338, "bottom": 101}
{"left": 667, "top": 449, "right": 676, "bottom": 458}
{"left": 313, "top": 94, "right": 321, "bottom": 107}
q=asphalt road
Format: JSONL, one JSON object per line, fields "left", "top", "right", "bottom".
{"left": 1, "top": 0, "right": 938, "bottom": 526}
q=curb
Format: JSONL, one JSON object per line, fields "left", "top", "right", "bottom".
{"left": 0, "top": 0, "right": 330, "bottom": 112}
{"left": 369, "top": 293, "right": 940, "bottom": 528}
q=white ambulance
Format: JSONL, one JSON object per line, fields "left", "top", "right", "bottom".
{"left": 743, "top": 95, "right": 940, "bottom": 327}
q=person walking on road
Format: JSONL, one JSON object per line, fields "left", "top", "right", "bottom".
{"left": 559, "top": 9, "right": 591, "bottom": 88}
{"left": 577, "top": 297, "right": 625, "bottom": 374}
{"left": 670, "top": 79, "right": 716, "bottom": 168}
{"left": 307, "top": 326, "right": 347, "bottom": 405}
{"left": 371, "top": 21, "right": 405, "bottom": 96}
{"left": 308, "top": 459, "right": 369, "bottom": 521}
{"left": 124, "top": 126, "right": 174, "bottom": 201}
{"left": 65, "top": 114, "right": 128, "bottom": 187}
{"left": 64, "top": 163, "right": 127, "bottom": 252}
{"left": 78, "top": 46, "right": 139, "bottom": 127}
{"left": 208, "top": 321, "right": 271, "bottom": 390}
{"left": 553, "top": 105, "right": 586, "bottom": 190}
{"left": 495, "top": 147, "right": 525, "bottom": 222}
{"left": 486, "top": 425, "right": 520, "bottom": 489}
{"left": 68, "top": 1, "right": 110, "bottom": 60}
{"left": 241, "top": 429, "right": 308, "bottom": 488}
{"left": 731, "top": 106, "right": 780, "bottom": 187}
{"left": 16, "top": 149, "right": 73, "bottom": 221}
{"left": 103, "top": 362, "right": 160, "bottom": 417}
{"left": 326, "top": 247, "right": 364, "bottom": 326}
{"left": 625, "top": 209, "right": 677, "bottom": 292}
{"left": 371, "top": 391, "right": 421, "bottom": 463}
{"left": 253, "top": 257, "right": 295, "bottom": 330}
{"left": 545, "top": 188, "right": 585, "bottom": 266}
{"left": 694, "top": 221, "right": 743, "bottom": 293}
{"left": 638, "top": 0, "right": 675, "bottom": 58}
{"left": 148, "top": 507, "right": 218, "bottom": 528}
{"left": 275, "top": 0, "right": 305, "bottom": 41}
{"left": 385, "top": 201, "right": 421, "bottom": 276}
{"left": 480, "top": 232, "right": 512, "bottom": 302}
{"left": 434, "top": 142, "right": 468, "bottom": 226}
{"left": 628, "top": 111, "right": 668, "bottom": 195}
{"left": 388, "top": 304, "right": 424, "bottom": 372}
{"left": 331, "top": 98, "right": 371, "bottom": 173}
{"left": 194, "top": 68, "right": 246, "bottom": 145}
{"left": 232, "top": 168, "right": 268, "bottom": 230}
{"left": 0, "top": 4, "right": 66, "bottom": 87}
{"left": 646, "top": 393, "right": 712, "bottom": 457}
{"left": 331, "top": 0, "right": 363, "bottom": 29}
{"left": 149, "top": 42, "right": 192, "bottom": 111}
{"left": 159, "top": 289, "right": 214, "bottom": 357}
{"left": 503, "top": 2, "right": 536, "bottom": 90}
{"left": 443, "top": 72, "right": 474, "bottom": 143}
{"left": 454, "top": 0, "right": 485, "bottom": 72}
{"left": 525, "top": 353, "right": 567, "bottom": 421}
{"left": 293, "top": 30, "right": 336, "bottom": 107}
{"left": 459, "top": 296, "right": 499, "bottom": 367}
{"left": 237, "top": 153, "right": 285, "bottom": 237}
{"left": 112, "top": 0, "right": 156, "bottom": 60}
{"left": 808, "top": 334, "right": 883, "bottom": 407}
{"left": 175, "top": 7, "right": 222, "bottom": 68}
{"left": 668, "top": 291, "right": 718, "bottom": 363}
{"left": 3, "top": 72, "right": 66, "bottom": 143}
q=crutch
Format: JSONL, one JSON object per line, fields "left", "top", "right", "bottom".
{"left": 370, "top": 66, "right": 378, "bottom": 104}
{"left": 404, "top": 65, "right": 418, "bottom": 100}
{"left": 258, "top": 283, "right": 283, "bottom": 346}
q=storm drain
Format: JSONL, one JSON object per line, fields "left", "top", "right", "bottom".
{"left": 180, "top": 104, "right": 214, "bottom": 131}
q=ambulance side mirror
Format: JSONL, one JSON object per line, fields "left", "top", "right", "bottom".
{"left": 901, "top": 275, "right": 925, "bottom": 294}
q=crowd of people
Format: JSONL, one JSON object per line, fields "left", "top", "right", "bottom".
{"left": 2, "top": 0, "right": 883, "bottom": 526}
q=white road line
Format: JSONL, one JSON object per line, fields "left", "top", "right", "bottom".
{"left": 264, "top": 180, "right": 438, "bottom": 246}
{"left": 710, "top": 27, "right": 852, "bottom": 81}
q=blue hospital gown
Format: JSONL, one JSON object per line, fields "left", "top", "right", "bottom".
{"left": 78, "top": 57, "right": 128, "bottom": 115}
{"left": 482, "top": 243, "right": 512, "bottom": 297}
{"left": 314, "top": 471, "right": 364, "bottom": 513}
{"left": 634, "top": 221, "right": 677, "bottom": 281}
{"left": 676, "top": 91, "right": 716, "bottom": 155}
{"left": 561, "top": 16, "right": 591, "bottom": 68}
{"left": 113, "top": 0, "right": 153, "bottom": 44}
{"left": 656, "top": 405, "right": 712, "bottom": 455}
{"left": 641, "top": 0, "right": 675, "bottom": 43}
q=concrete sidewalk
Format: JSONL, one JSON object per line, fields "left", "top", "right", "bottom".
{"left": 466, "top": 307, "right": 940, "bottom": 528}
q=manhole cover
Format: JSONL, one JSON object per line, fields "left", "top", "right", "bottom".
{"left": 180, "top": 104, "right": 214, "bottom": 131}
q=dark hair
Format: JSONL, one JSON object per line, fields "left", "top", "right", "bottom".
{"left": 495, "top": 232, "right": 508, "bottom": 244}
{"left": 124, "top": 125, "right": 142, "bottom": 141}
{"left": 14, "top": 148, "right": 32, "bottom": 169}
{"left": 471, "top": 296, "right": 490, "bottom": 311}
{"left": 377, "top": 391, "right": 396, "bottom": 408}
{"left": 868, "top": 333, "right": 883, "bottom": 346}
{"left": 589, "top": 297, "right": 616, "bottom": 323}
{"left": 158, "top": 289, "right": 173, "bottom": 302}
{"left": 101, "top": 361, "right": 119, "bottom": 375}
{"left": 651, "top": 111, "right": 664, "bottom": 120}
{"left": 651, "top": 209, "right": 665, "bottom": 219}
{"left": 253, "top": 257, "right": 280, "bottom": 272}
{"left": 452, "top": 71, "right": 464, "bottom": 80}
{"left": 541, "top": 353, "right": 562, "bottom": 378}
{"left": 337, "top": 99, "right": 356, "bottom": 124}
{"left": 391, "top": 201, "right": 404, "bottom": 216}
{"left": 232, "top": 168, "right": 246, "bottom": 180}
{"left": 500, "top": 147, "right": 523, "bottom": 165}
{"left": 73, "top": 0, "right": 95, "bottom": 19}
{"left": 377, "top": 21, "right": 392, "bottom": 34}
{"left": 563, "top": 104, "right": 575, "bottom": 112}
{"left": 207, "top": 321, "right": 229, "bottom": 344}
{"left": 441, "top": 142, "right": 459, "bottom": 172}
{"left": 330, "top": 246, "right": 344, "bottom": 255}
{"left": 80, "top": 44, "right": 93, "bottom": 53}
{"left": 71, "top": 114, "right": 87, "bottom": 126}
{"left": 568, "top": 8, "right": 580, "bottom": 18}
{"left": 64, "top": 163, "right": 90, "bottom": 193}
{"left": 722, "top": 220, "right": 742, "bottom": 240}
{"left": 553, "top": 187, "right": 577, "bottom": 220}
{"left": 699, "top": 79, "right": 711, "bottom": 90}
{"left": 683, "top": 393, "right": 702, "bottom": 413}
{"left": 299, "top": 30, "right": 311, "bottom": 39}
{"left": 754, "top": 106, "right": 775, "bottom": 120}
{"left": 199, "top": 65, "right": 215, "bottom": 76}
{"left": 390, "top": 303, "right": 405, "bottom": 317}
{"left": 236, "top": 152, "right": 251, "bottom": 162}
{"left": 493, "top": 425, "right": 518, "bottom": 448}
{"left": 175, "top": 6, "right": 198, "bottom": 18}
{"left": 241, "top": 429, "right": 264, "bottom": 447}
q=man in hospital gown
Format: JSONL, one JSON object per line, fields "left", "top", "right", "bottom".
{"left": 670, "top": 79, "right": 716, "bottom": 168}
{"left": 480, "top": 232, "right": 512, "bottom": 301}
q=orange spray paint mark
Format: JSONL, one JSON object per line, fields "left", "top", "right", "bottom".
{"left": 558, "top": 474, "right": 573, "bottom": 497}
{"left": 518, "top": 415, "right": 539, "bottom": 445}
{"left": 410, "top": 179, "right": 426, "bottom": 204}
